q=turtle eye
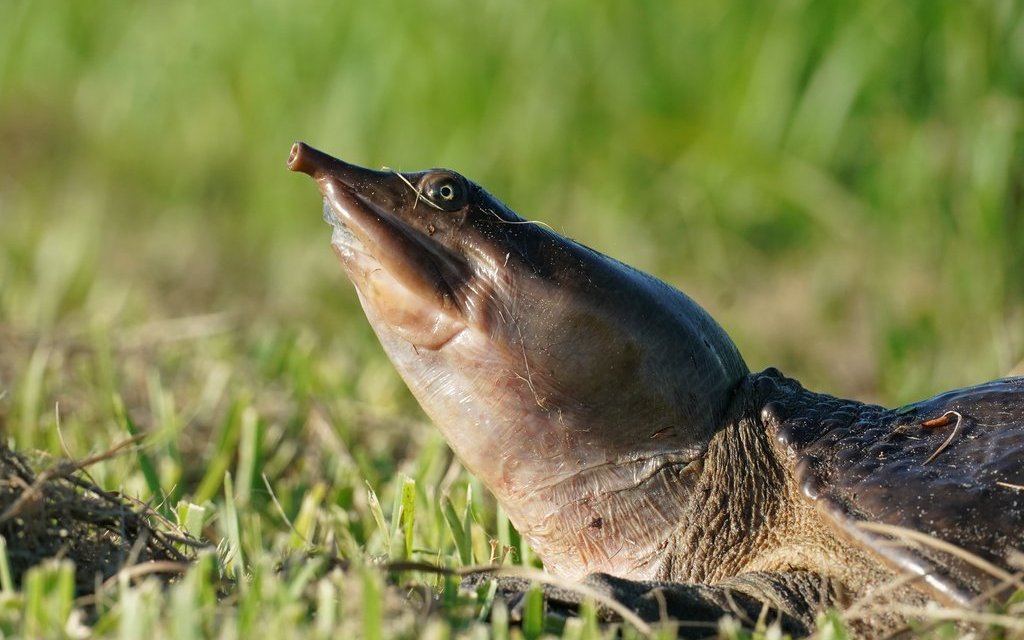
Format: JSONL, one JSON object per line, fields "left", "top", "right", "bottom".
{"left": 421, "top": 172, "right": 468, "bottom": 211}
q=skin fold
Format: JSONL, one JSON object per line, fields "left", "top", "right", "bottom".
{"left": 288, "top": 143, "right": 1024, "bottom": 635}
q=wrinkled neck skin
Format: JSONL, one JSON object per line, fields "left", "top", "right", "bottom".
{"left": 287, "top": 144, "right": 749, "bottom": 581}
{"left": 655, "top": 369, "right": 910, "bottom": 627}
{"left": 659, "top": 371, "right": 877, "bottom": 583}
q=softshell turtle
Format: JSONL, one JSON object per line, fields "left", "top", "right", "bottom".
{"left": 287, "top": 142, "right": 1024, "bottom": 635}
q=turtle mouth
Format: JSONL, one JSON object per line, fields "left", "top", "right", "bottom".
{"left": 314, "top": 169, "right": 472, "bottom": 349}
{"left": 289, "top": 143, "right": 510, "bottom": 341}
{"left": 319, "top": 177, "right": 466, "bottom": 301}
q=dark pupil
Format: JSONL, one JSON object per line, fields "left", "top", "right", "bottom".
{"left": 438, "top": 184, "right": 455, "bottom": 200}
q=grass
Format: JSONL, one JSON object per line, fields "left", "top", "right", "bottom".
{"left": 0, "top": 0, "right": 1022, "bottom": 637}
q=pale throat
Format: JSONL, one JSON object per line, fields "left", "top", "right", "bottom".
{"left": 343, "top": 255, "right": 697, "bottom": 582}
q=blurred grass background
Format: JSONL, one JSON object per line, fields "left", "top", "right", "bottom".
{"left": 2, "top": 0, "right": 1021, "bottom": 401}
{"left": 0, "top": 0, "right": 1022, "bottom": 636}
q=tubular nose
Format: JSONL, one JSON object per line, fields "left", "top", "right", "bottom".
{"left": 287, "top": 141, "right": 323, "bottom": 176}
{"left": 287, "top": 142, "right": 387, "bottom": 184}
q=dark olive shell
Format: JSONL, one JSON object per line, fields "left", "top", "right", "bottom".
{"left": 765, "top": 375, "right": 1024, "bottom": 604}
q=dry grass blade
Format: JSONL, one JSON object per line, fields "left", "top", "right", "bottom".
{"left": 922, "top": 410, "right": 962, "bottom": 465}
{"left": 837, "top": 570, "right": 926, "bottom": 624}
{"left": 856, "top": 522, "right": 1024, "bottom": 592}
{"left": 114, "top": 312, "right": 235, "bottom": 349}
{"left": 481, "top": 207, "right": 556, "bottom": 232}
{"left": 0, "top": 439, "right": 202, "bottom": 595}
{"left": 74, "top": 560, "right": 195, "bottom": 608}
{"left": 892, "top": 606, "right": 1024, "bottom": 631}
{"left": 383, "top": 167, "right": 445, "bottom": 211}
{"left": 0, "top": 435, "right": 145, "bottom": 525}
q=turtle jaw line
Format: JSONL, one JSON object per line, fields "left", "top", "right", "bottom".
{"left": 320, "top": 179, "right": 522, "bottom": 345}
{"left": 320, "top": 180, "right": 473, "bottom": 350}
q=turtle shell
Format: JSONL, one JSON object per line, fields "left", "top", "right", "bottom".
{"left": 762, "top": 373, "right": 1024, "bottom": 604}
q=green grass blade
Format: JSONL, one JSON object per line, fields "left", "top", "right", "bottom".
{"left": 113, "top": 393, "right": 165, "bottom": 506}
{"left": 291, "top": 482, "right": 327, "bottom": 548}
{"left": 365, "top": 482, "right": 391, "bottom": 556}
{"left": 194, "top": 397, "right": 246, "bottom": 504}
{"left": 441, "top": 495, "right": 473, "bottom": 565}
{"left": 315, "top": 577, "right": 338, "bottom": 638}
{"left": 233, "top": 405, "right": 261, "bottom": 507}
{"left": 175, "top": 501, "right": 209, "bottom": 539}
{"left": 362, "top": 566, "right": 382, "bottom": 640}
{"left": 0, "top": 536, "right": 12, "bottom": 592}
{"left": 222, "top": 471, "right": 244, "bottom": 580}
{"left": 490, "top": 598, "right": 509, "bottom": 640}
{"left": 521, "top": 583, "right": 545, "bottom": 640}
{"left": 399, "top": 474, "right": 416, "bottom": 560}
{"left": 23, "top": 560, "right": 74, "bottom": 638}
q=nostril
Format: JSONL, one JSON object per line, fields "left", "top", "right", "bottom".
{"left": 287, "top": 141, "right": 314, "bottom": 175}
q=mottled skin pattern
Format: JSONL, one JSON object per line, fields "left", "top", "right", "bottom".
{"left": 287, "top": 143, "right": 1024, "bottom": 637}
{"left": 762, "top": 371, "right": 1024, "bottom": 603}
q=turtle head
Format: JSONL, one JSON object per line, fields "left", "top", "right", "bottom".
{"left": 288, "top": 142, "right": 749, "bottom": 579}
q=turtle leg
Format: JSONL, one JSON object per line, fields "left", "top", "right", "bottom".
{"left": 465, "top": 571, "right": 835, "bottom": 637}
